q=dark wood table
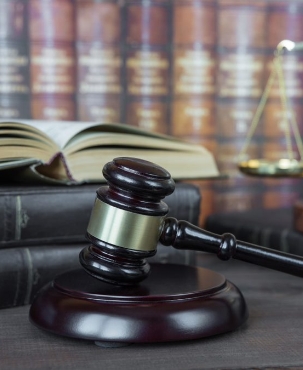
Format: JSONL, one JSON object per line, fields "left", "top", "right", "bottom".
{"left": 1, "top": 253, "right": 303, "bottom": 370}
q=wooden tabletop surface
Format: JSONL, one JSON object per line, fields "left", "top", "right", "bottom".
{"left": 1, "top": 253, "right": 303, "bottom": 370}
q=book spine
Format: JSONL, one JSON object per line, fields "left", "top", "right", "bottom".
{"left": 171, "top": 0, "right": 218, "bottom": 223}
{"left": 28, "top": 0, "right": 77, "bottom": 121}
{"left": 0, "top": 0, "right": 31, "bottom": 119}
{"left": 75, "top": 0, "right": 124, "bottom": 123}
{"left": 171, "top": 0, "right": 217, "bottom": 145}
{"left": 261, "top": 0, "right": 303, "bottom": 208}
{"left": 0, "top": 244, "right": 84, "bottom": 309}
{"left": 0, "top": 183, "right": 201, "bottom": 248}
{"left": 123, "top": 0, "right": 172, "bottom": 134}
{"left": 214, "top": 0, "right": 267, "bottom": 212}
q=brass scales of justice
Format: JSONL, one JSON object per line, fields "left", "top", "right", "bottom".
{"left": 238, "top": 39, "right": 303, "bottom": 177}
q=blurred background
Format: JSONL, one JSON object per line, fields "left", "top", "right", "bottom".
{"left": 1, "top": 0, "right": 303, "bottom": 226}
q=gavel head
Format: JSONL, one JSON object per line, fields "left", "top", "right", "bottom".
{"left": 79, "top": 157, "right": 175, "bottom": 285}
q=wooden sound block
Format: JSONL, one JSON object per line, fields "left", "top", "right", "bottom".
{"left": 29, "top": 264, "right": 248, "bottom": 345}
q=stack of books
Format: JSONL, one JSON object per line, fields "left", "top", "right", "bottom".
{"left": 0, "top": 120, "right": 215, "bottom": 309}
{"left": 0, "top": 182, "right": 202, "bottom": 309}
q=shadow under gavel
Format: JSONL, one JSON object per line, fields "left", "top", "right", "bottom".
{"left": 80, "top": 157, "right": 303, "bottom": 286}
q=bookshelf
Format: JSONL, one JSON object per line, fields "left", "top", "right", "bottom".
{"left": 1, "top": 0, "right": 303, "bottom": 223}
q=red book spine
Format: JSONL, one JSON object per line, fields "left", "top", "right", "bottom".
{"left": 171, "top": 0, "right": 217, "bottom": 145}
{"left": 0, "top": 0, "right": 31, "bottom": 119}
{"left": 28, "top": 0, "right": 76, "bottom": 121}
{"left": 75, "top": 0, "right": 123, "bottom": 123}
{"left": 124, "top": 0, "right": 171, "bottom": 134}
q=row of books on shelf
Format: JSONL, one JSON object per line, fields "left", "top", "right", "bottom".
{"left": 2, "top": 0, "right": 303, "bottom": 143}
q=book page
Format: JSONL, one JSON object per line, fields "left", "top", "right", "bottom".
{"left": 11, "top": 120, "right": 103, "bottom": 149}
{"left": 6, "top": 120, "right": 202, "bottom": 151}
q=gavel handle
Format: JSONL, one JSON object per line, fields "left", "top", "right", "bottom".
{"left": 160, "top": 218, "right": 303, "bottom": 278}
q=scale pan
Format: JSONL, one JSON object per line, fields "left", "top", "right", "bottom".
{"left": 238, "top": 158, "right": 303, "bottom": 177}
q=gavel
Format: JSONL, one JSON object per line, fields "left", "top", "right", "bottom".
{"left": 79, "top": 157, "right": 303, "bottom": 285}
{"left": 29, "top": 156, "right": 303, "bottom": 343}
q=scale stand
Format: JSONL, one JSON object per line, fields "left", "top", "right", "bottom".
{"left": 238, "top": 39, "right": 303, "bottom": 177}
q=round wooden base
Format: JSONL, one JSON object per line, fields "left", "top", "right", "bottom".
{"left": 29, "top": 264, "right": 248, "bottom": 344}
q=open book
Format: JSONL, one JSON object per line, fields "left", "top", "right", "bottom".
{"left": 0, "top": 120, "right": 219, "bottom": 184}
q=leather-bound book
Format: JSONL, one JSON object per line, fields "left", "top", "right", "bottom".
{"left": 0, "top": 0, "right": 31, "bottom": 119}
{"left": 75, "top": 0, "right": 123, "bottom": 123}
{"left": 214, "top": 0, "right": 267, "bottom": 213}
{"left": 28, "top": 0, "right": 77, "bottom": 121}
{"left": 171, "top": 0, "right": 217, "bottom": 144}
{"left": 0, "top": 244, "right": 84, "bottom": 309}
{"left": 0, "top": 182, "right": 201, "bottom": 248}
{"left": 124, "top": 0, "right": 172, "bottom": 134}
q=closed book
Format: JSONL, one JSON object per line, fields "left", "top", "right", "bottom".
{"left": 205, "top": 207, "right": 303, "bottom": 256}
{"left": 0, "top": 182, "right": 201, "bottom": 248}
{"left": 75, "top": 0, "right": 123, "bottom": 123}
{"left": 28, "top": 0, "right": 77, "bottom": 121}
{"left": 0, "top": 0, "right": 31, "bottom": 119}
{"left": 123, "top": 0, "right": 172, "bottom": 134}
{"left": 0, "top": 243, "right": 84, "bottom": 309}
{"left": 171, "top": 0, "right": 217, "bottom": 146}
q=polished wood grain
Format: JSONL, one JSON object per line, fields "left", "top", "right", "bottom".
{"left": 29, "top": 263, "right": 248, "bottom": 344}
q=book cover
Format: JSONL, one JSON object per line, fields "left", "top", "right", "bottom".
{"left": 0, "top": 182, "right": 201, "bottom": 248}
{"left": 28, "top": 0, "right": 77, "bottom": 121}
{"left": 75, "top": 0, "right": 123, "bottom": 123}
{"left": 0, "top": 0, "right": 31, "bottom": 120}
{"left": 0, "top": 243, "right": 84, "bottom": 309}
